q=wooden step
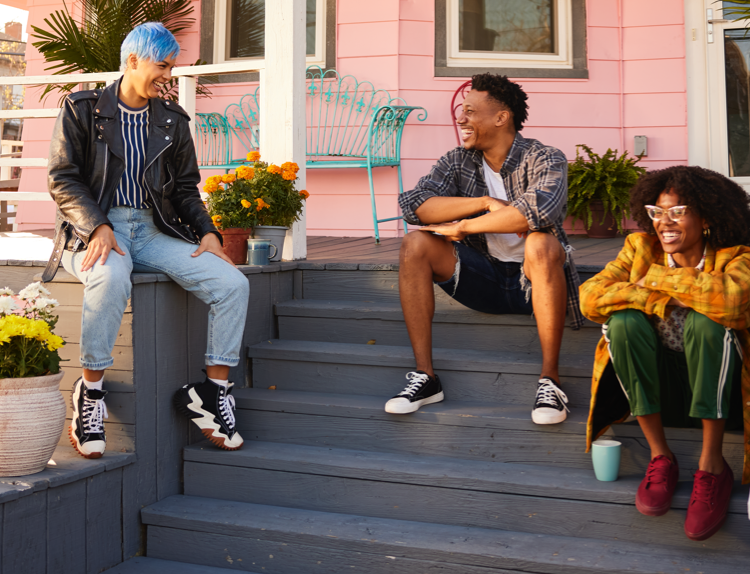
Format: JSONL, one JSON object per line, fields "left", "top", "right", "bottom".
{"left": 275, "top": 299, "right": 602, "bottom": 356}
{"left": 183, "top": 441, "right": 750, "bottom": 552}
{"left": 141, "top": 495, "right": 746, "bottom": 574}
{"left": 102, "top": 556, "right": 243, "bottom": 573}
{"left": 233, "top": 388, "right": 745, "bottom": 477}
{"left": 247, "top": 339, "right": 594, "bottom": 405}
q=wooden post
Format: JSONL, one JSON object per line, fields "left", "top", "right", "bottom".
{"left": 178, "top": 76, "right": 197, "bottom": 142}
{"left": 260, "top": 0, "right": 307, "bottom": 260}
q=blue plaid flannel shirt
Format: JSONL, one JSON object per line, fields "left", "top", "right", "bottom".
{"left": 399, "top": 133, "right": 585, "bottom": 329}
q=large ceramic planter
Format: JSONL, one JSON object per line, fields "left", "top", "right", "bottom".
{"left": 0, "top": 372, "right": 66, "bottom": 477}
{"left": 219, "top": 227, "right": 252, "bottom": 265}
{"left": 587, "top": 201, "right": 618, "bottom": 239}
{"left": 253, "top": 225, "right": 288, "bottom": 262}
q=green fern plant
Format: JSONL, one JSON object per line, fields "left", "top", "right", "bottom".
{"left": 30, "top": 0, "right": 211, "bottom": 101}
{"left": 567, "top": 145, "right": 646, "bottom": 234}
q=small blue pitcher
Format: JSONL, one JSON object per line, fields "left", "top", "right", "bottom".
{"left": 247, "top": 238, "right": 277, "bottom": 265}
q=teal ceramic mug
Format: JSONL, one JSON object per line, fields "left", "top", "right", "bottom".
{"left": 247, "top": 238, "right": 278, "bottom": 265}
{"left": 591, "top": 439, "right": 621, "bottom": 482}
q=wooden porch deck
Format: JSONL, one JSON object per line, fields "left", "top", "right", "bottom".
{"left": 307, "top": 234, "right": 625, "bottom": 269}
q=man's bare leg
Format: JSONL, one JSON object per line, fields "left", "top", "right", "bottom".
{"left": 398, "top": 231, "right": 457, "bottom": 377}
{"left": 523, "top": 232, "right": 567, "bottom": 382}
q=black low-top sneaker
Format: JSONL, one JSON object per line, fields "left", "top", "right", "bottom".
{"left": 531, "top": 377, "right": 569, "bottom": 424}
{"left": 385, "top": 370, "right": 444, "bottom": 414}
{"left": 174, "top": 376, "right": 244, "bottom": 450}
{"left": 69, "top": 377, "right": 108, "bottom": 459}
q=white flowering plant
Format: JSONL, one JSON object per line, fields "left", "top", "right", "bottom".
{"left": 0, "top": 282, "right": 65, "bottom": 378}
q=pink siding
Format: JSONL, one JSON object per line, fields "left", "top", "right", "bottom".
{"left": 16, "top": 0, "right": 689, "bottom": 237}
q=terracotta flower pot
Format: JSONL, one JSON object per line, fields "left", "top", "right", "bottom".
{"left": 219, "top": 227, "right": 252, "bottom": 265}
{"left": 587, "top": 201, "right": 618, "bottom": 239}
{"left": 0, "top": 372, "right": 66, "bottom": 477}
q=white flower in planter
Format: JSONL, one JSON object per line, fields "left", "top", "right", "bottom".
{"left": 18, "top": 281, "right": 51, "bottom": 300}
{"left": 0, "top": 287, "right": 14, "bottom": 296}
{"left": 32, "top": 297, "right": 59, "bottom": 311}
{"left": 0, "top": 296, "right": 18, "bottom": 315}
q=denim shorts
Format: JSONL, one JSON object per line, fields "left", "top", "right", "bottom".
{"left": 435, "top": 241, "right": 534, "bottom": 315}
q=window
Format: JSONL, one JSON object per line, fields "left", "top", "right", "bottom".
{"left": 435, "top": 0, "right": 587, "bottom": 78}
{"left": 214, "top": 0, "right": 326, "bottom": 65}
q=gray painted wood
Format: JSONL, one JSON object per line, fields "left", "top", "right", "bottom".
{"left": 252, "top": 358, "right": 593, "bottom": 406}
{"left": 59, "top": 367, "right": 133, "bottom": 393}
{"left": 46, "top": 480, "right": 86, "bottom": 574}
{"left": 55, "top": 307, "right": 133, "bottom": 347}
{"left": 64, "top": 389, "right": 135, "bottom": 424}
{"left": 182, "top": 441, "right": 749, "bottom": 513}
{"left": 1, "top": 265, "right": 43, "bottom": 291}
{"left": 303, "top": 270, "right": 400, "bottom": 302}
{"left": 59, "top": 342, "right": 133, "bottom": 371}
{"left": 183, "top": 460, "right": 750, "bottom": 553}
{"left": 104, "top": 557, "right": 244, "bottom": 573}
{"left": 142, "top": 495, "right": 746, "bottom": 574}
{"left": 86, "top": 468, "right": 123, "bottom": 574}
{"left": 293, "top": 269, "right": 303, "bottom": 299}
{"left": 154, "top": 282, "right": 190, "bottom": 500}
{"left": 57, "top": 420, "right": 135, "bottom": 453}
{"left": 2, "top": 491, "right": 46, "bottom": 574}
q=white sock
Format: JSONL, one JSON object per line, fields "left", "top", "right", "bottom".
{"left": 83, "top": 374, "right": 103, "bottom": 390}
{"left": 208, "top": 377, "right": 229, "bottom": 388}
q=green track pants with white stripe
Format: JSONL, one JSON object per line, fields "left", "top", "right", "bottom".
{"left": 604, "top": 309, "right": 743, "bottom": 429}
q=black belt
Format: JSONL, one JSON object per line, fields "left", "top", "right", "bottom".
{"left": 41, "top": 222, "right": 69, "bottom": 283}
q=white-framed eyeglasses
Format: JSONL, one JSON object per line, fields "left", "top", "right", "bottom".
{"left": 645, "top": 205, "right": 689, "bottom": 223}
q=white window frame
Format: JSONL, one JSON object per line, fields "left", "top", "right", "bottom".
{"left": 213, "top": 0, "right": 326, "bottom": 67}
{"left": 445, "top": 0, "right": 573, "bottom": 69}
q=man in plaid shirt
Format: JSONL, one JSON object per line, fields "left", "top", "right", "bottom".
{"left": 384, "top": 74, "right": 583, "bottom": 425}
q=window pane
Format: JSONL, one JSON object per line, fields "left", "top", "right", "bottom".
{"left": 228, "top": 0, "right": 317, "bottom": 59}
{"left": 458, "top": 0, "right": 554, "bottom": 54}
{"left": 725, "top": 31, "right": 750, "bottom": 176}
{"left": 723, "top": 2, "right": 750, "bottom": 21}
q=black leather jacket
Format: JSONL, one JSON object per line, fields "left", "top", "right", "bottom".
{"left": 43, "top": 77, "right": 219, "bottom": 281}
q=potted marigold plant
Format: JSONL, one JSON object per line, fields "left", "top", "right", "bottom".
{"left": 0, "top": 282, "right": 67, "bottom": 476}
{"left": 205, "top": 151, "right": 309, "bottom": 263}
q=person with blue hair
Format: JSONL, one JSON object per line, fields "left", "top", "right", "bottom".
{"left": 43, "top": 22, "right": 249, "bottom": 459}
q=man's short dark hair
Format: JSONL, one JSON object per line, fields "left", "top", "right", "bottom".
{"left": 470, "top": 73, "right": 529, "bottom": 132}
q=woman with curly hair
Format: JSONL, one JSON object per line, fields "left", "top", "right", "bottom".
{"left": 580, "top": 165, "right": 750, "bottom": 541}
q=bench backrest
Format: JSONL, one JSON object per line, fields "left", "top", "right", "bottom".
{"left": 195, "top": 67, "right": 419, "bottom": 166}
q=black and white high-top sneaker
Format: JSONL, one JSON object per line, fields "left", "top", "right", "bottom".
{"left": 385, "top": 370, "right": 444, "bottom": 414}
{"left": 531, "top": 377, "right": 570, "bottom": 424}
{"left": 69, "top": 377, "right": 108, "bottom": 459}
{"left": 174, "top": 376, "right": 244, "bottom": 450}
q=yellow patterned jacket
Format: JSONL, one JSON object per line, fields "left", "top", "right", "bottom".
{"left": 580, "top": 232, "right": 750, "bottom": 483}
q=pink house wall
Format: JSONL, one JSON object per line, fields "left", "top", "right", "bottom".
{"left": 16, "top": 0, "right": 688, "bottom": 237}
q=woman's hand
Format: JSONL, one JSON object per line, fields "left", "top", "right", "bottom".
{"left": 80, "top": 225, "right": 125, "bottom": 272}
{"left": 421, "top": 221, "right": 466, "bottom": 242}
{"left": 192, "top": 232, "right": 235, "bottom": 266}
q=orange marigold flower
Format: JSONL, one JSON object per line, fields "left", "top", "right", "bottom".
{"left": 207, "top": 175, "right": 222, "bottom": 185}
{"left": 241, "top": 199, "right": 252, "bottom": 208}
{"left": 247, "top": 151, "right": 261, "bottom": 162}
{"left": 267, "top": 164, "right": 282, "bottom": 175}
{"left": 203, "top": 183, "right": 219, "bottom": 194}
{"left": 299, "top": 189, "right": 310, "bottom": 199}
{"left": 282, "top": 170, "right": 296, "bottom": 181}
{"left": 236, "top": 166, "right": 255, "bottom": 180}
{"left": 211, "top": 215, "right": 222, "bottom": 226}
{"left": 222, "top": 174, "right": 236, "bottom": 184}
{"left": 255, "top": 198, "right": 270, "bottom": 211}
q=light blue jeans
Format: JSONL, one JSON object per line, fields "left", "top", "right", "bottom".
{"left": 62, "top": 207, "right": 249, "bottom": 370}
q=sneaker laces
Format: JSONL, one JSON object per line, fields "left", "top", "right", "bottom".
{"left": 691, "top": 471, "right": 718, "bottom": 508}
{"left": 535, "top": 379, "right": 570, "bottom": 412}
{"left": 398, "top": 371, "right": 431, "bottom": 398}
{"left": 218, "top": 387, "right": 236, "bottom": 430}
{"left": 644, "top": 455, "right": 672, "bottom": 487}
{"left": 82, "top": 391, "right": 108, "bottom": 434}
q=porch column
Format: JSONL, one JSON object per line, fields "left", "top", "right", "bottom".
{"left": 260, "top": 0, "right": 307, "bottom": 260}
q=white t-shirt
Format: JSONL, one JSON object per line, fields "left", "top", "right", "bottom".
{"left": 482, "top": 157, "right": 525, "bottom": 263}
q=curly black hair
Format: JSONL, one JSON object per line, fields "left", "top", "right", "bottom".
{"left": 470, "top": 73, "right": 529, "bottom": 132}
{"left": 629, "top": 165, "right": 750, "bottom": 248}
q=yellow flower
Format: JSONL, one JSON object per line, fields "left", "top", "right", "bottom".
{"left": 241, "top": 199, "right": 252, "bottom": 208}
{"left": 299, "top": 189, "right": 310, "bottom": 199}
{"left": 255, "top": 198, "right": 270, "bottom": 211}
{"left": 247, "top": 151, "right": 261, "bottom": 162}
{"left": 0, "top": 315, "right": 64, "bottom": 351}
{"left": 203, "top": 183, "right": 219, "bottom": 194}
{"left": 282, "top": 170, "right": 296, "bottom": 181}
{"left": 282, "top": 161, "right": 300, "bottom": 173}
{"left": 211, "top": 215, "right": 222, "bottom": 226}
{"left": 236, "top": 166, "right": 255, "bottom": 180}
{"left": 267, "top": 164, "right": 282, "bottom": 175}
{"left": 222, "top": 174, "right": 236, "bottom": 184}
{"left": 206, "top": 175, "right": 223, "bottom": 185}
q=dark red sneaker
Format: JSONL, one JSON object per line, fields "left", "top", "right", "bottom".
{"left": 635, "top": 455, "right": 679, "bottom": 516}
{"left": 684, "top": 460, "right": 734, "bottom": 541}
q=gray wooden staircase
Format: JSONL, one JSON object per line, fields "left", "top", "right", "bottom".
{"left": 124, "top": 264, "right": 749, "bottom": 573}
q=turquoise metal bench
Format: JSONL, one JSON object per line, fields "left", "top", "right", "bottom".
{"left": 194, "top": 66, "right": 427, "bottom": 242}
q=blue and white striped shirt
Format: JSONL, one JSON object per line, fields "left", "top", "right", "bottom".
{"left": 112, "top": 101, "right": 150, "bottom": 208}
